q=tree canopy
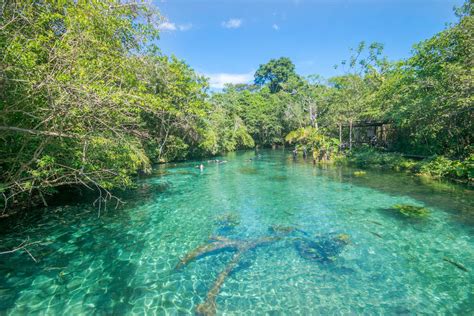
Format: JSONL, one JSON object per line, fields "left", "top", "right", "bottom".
{"left": 0, "top": 0, "right": 472, "bottom": 210}
{"left": 254, "top": 57, "right": 298, "bottom": 93}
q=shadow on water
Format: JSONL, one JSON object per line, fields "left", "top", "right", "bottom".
{"left": 0, "top": 175, "right": 173, "bottom": 234}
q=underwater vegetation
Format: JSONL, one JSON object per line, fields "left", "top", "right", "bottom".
{"left": 215, "top": 213, "right": 240, "bottom": 227}
{"left": 238, "top": 167, "right": 259, "bottom": 175}
{"left": 294, "top": 233, "right": 350, "bottom": 263}
{"left": 392, "top": 204, "right": 430, "bottom": 218}
{"left": 353, "top": 171, "right": 367, "bottom": 177}
{"left": 268, "top": 225, "right": 301, "bottom": 235}
{"left": 214, "top": 213, "right": 240, "bottom": 235}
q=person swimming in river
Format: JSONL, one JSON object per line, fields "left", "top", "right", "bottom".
{"left": 302, "top": 146, "right": 307, "bottom": 159}
{"left": 292, "top": 147, "right": 298, "bottom": 159}
{"left": 207, "top": 159, "right": 227, "bottom": 164}
{"left": 195, "top": 164, "right": 204, "bottom": 171}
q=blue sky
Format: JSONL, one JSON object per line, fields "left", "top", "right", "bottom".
{"left": 154, "top": 0, "right": 464, "bottom": 88}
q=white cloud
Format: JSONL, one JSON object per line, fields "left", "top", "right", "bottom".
{"left": 159, "top": 21, "right": 192, "bottom": 32}
{"left": 272, "top": 24, "right": 280, "bottom": 31}
{"left": 205, "top": 72, "right": 253, "bottom": 89}
{"left": 158, "top": 21, "right": 177, "bottom": 31}
{"left": 222, "top": 18, "right": 242, "bottom": 29}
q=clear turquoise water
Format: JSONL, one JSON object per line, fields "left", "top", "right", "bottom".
{"left": 1, "top": 150, "right": 473, "bottom": 315}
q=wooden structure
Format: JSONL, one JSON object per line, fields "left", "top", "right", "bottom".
{"left": 340, "top": 120, "right": 391, "bottom": 150}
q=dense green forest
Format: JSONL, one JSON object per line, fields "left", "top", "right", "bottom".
{"left": 0, "top": 1, "right": 472, "bottom": 211}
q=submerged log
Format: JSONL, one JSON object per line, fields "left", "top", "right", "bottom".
{"left": 175, "top": 239, "right": 241, "bottom": 269}
{"left": 176, "top": 235, "right": 280, "bottom": 270}
{"left": 176, "top": 236, "right": 280, "bottom": 315}
{"left": 195, "top": 251, "right": 242, "bottom": 316}
{"left": 195, "top": 237, "right": 279, "bottom": 316}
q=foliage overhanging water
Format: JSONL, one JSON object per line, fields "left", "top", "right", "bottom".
{"left": 1, "top": 150, "right": 473, "bottom": 314}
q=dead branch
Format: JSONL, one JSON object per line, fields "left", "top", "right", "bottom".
{"left": 0, "top": 237, "right": 40, "bottom": 262}
{"left": 175, "top": 239, "right": 240, "bottom": 269}
{"left": 194, "top": 236, "right": 279, "bottom": 316}
{"left": 176, "top": 235, "right": 280, "bottom": 315}
{"left": 196, "top": 251, "right": 242, "bottom": 316}
{"left": 0, "top": 126, "right": 78, "bottom": 138}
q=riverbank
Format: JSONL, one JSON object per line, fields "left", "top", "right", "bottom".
{"left": 337, "top": 148, "right": 473, "bottom": 185}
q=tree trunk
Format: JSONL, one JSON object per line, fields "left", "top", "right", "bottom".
{"left": 339, "top": 123, "right": 342, "bottom": 149}
{"left": 349, "top": 119, "right": 353, "bottom": 151}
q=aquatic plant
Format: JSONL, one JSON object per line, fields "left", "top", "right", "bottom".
{"left": 294, "top": 234, "right": 350, "bottom": 263}
{"left": 268, "top": 225, "right": 296, "bottom": 235}
{"left": 353, "top": 171, "right": 366, "bottom": 176}
{"left": 392, "top": 204, "right": 430, "bottom": 218}
{"left": 336, "top": 233, "right": 351, "bottom": 244}
{"left": 215, "top": 212, "right": 240, "bottom": 227}
{"left": 239, "top": 167, "right": 258, "bottom": 175}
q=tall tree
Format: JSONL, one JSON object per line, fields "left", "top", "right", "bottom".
{"left": 254, "top": 57, "right": 298, "bottom": 93}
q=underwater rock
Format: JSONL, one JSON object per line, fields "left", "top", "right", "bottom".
{"left": 392, "top": 204, "right": 430, "bottom": 218}
{"left": 294, "top": 234, "right": 350, "bottom": 263}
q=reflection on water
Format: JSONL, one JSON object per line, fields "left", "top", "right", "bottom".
{"left": 0, "top": 149, "right": 473, "bottom": 314}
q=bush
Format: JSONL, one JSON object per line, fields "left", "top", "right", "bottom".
{"left": 419, "top": 155, "right": 473, "bottom": 181}
{"left": 342, "top": 148, "right": 472, "bottom": 183}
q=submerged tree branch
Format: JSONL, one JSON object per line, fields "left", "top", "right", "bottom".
{"left": 0, "top": 237, "right": 39, "bottom": 263}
